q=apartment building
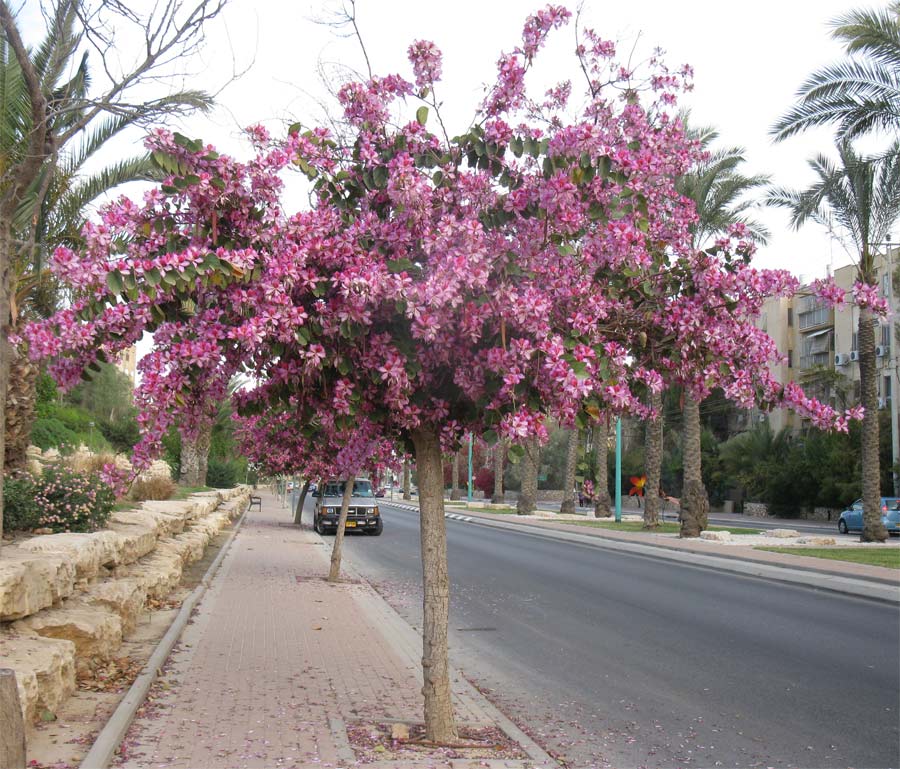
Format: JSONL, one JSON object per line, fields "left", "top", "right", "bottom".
{"left": 114, "top": 345, "right": 138, "bottom": 385}
{"left": 744, "top": 247, "right": 900, "bottom": 434}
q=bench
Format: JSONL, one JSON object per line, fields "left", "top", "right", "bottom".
{"left": 248, "top": 495, "right": 262, "bottom": 511}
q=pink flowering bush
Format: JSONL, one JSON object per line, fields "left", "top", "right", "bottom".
{"left": 32, "top": 465, "right": 117, "bottom": 533}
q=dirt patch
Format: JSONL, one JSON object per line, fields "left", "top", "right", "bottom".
{"left": 346, "top": 721, "right": 527, "bottom": 763}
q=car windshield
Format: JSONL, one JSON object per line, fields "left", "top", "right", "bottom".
{"left": 323, "top": 480, "right": 374, "bottom": 498}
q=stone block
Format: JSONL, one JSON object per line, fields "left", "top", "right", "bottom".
{"left": 76, "top": 579, "right": 145, "bottom": 635}
{"left": 123, "top": 550, "right": 183, "bottom": 599}
{"left": 14, "top": 606, "right": 123, "bottom": 665}
{"left": 797, "top": 537, "right": 838, "bottom": 546}
{"left": 141, "top": 500, "right": 196, "bottom": 528}
{"left": 18, "top": 531, "right": 122, "bottom": 580}
{"left": 0, "top": 632, "right": 76, "bottom": 723}
{"left": 700, "top": 530, "right": 731, "bottom": 542}
{"left": 0, "top": 550, "right": 76, "bottom": 621}
{"left": 107, "top": 521, "right": 158, "bottom": 564}
{"left": 766, "top": 528, "right": 801, "bottom": 538}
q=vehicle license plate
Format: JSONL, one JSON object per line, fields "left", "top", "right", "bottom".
{"left": 345, "top": 521, "right": 356, "bottom": 528}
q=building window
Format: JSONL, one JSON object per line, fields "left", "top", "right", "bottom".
{"left": 787, "top": 349, "right": 793, "bottom": 368}
{"left": 885, "top": 376, "right": 892, "bottom": 401}
{"left": 882, "top": 324, "right": 891, "bottom": 348}
{"left": 787, "top": 308, "right": 793, "bottom": 327}
{"left": 852, "top": 332, "right": 859, "bottom": 352}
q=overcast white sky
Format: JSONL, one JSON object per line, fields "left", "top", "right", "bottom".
{"left": 172, "top": 0, "right": 876, "bottom": 281}
{"left": 24, "top": 0, "right": 884, "bottom": 279}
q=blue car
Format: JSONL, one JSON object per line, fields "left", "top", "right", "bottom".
{"left": 838, "top": 498, "right": 900, "bottom": 535}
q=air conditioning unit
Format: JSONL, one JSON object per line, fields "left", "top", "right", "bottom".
{"left": 757, "top": 413, "right": 767, "bottom": 422}
{"left": 878, "top": 397, "right": 887, "bottom": 409}
{"left": 876, "top": 345, "right": 888, "bottom": 358}
{"left": 850, "top": 350, "right": 860, "bottom": 361}
{"left": 835, "top": 353, "right": 850, "bottom": 366}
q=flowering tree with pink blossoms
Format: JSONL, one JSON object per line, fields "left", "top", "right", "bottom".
{"left": 24, "top": 6, "right": 862, "bottom": 742}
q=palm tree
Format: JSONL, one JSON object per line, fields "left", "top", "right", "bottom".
{"left": 559, "top": 429, "right": 579, "bottom": 514}
{"left": 769, "top": 140, "right": 900, "bottom": 541}
{"left": 772, "top": 3, "right": 900, "bottom": 141}
{"left": 675, "top": 122, "right": 770, "bottom": 537}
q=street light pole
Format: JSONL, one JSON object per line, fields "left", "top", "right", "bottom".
{"left": 467, "top": 434, "right": 473, "bottom": 502}
{"left": 615, "top": 417, "right": 622, "bottom": 522}
{"left": 884, "top": 236, "right": 899, "bottom": 495}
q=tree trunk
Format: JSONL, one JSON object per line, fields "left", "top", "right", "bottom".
{"left": 403, "top": 461, "right": 411, "bottom": 500}
{"left": 3, "top": 345, "right": 37, "bottom": 472}
{"left": 411, "top": 426, "right": 459, "bottom": 744}
{"left": 643, "top": 390, "right": 663, "bottom": 529}
{"left": 680, "top": 391, "right": 709, "bottom": 537}
{"left": 593, "top": 420, "right": 612, "bottom": 518}
{"left": 559, "top": 429, "right": 579, "bottom": 514}
{"left": 179, "top": 435, "right": 201, "bottom": 487}
{"left": 491, "top": 439, "right": 505, "bottom": 504}
{"left": 196, "top": 421, "right": 212, "bottom": 487}
{"left": 859, "top": 307, "right": 888, "bottom": 542}
{"left": 449, "top": 450, "right": 461, "bottom": 500}
{"left": 0, "top": 223, "right": 12, "bottom": 543}
{"left": 327, "top": 477, "right": 354, "bottom": 583}
{"left": 516, "top": 436, "right": 539, "bottom": 515}
{"left": 293, "top": 480, "right": 310, "bottom": 525}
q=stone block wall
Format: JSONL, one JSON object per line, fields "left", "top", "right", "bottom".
{"left": 0, "top": 486, "right": 249, "bottom": 726}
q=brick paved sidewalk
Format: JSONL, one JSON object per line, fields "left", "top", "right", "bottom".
{"left": 115, "top": 491, "right": 547, "bottom": 769}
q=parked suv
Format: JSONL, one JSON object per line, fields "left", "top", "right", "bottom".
{"left": 313, "top": 479, "right": 383, "bottom": 536}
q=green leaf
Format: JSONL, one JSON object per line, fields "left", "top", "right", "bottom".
{"left": 336, "top": 358, "right": 351, "bottom": 375}
{"left": 483, "top": 429, "right": 499, "bottom": 446}
{"left": 387, "top": 258, "right": 415, "bottom": 273}
{"left": 211, "top": 178, "right": 226, "bottom": 191}
{"left": 173, "top": 132, "right": 191, "bottom": 147}
{"left": 416, "top": 105, "right": 429, "bottom": 126}
{"left": 510, "top": 137, "right": 524, "bottom": 157}
{"left": 571, "top": 360, "right": 589, "bottom": 380}
{"left": 373, "top": 166, "right": 389, "bottom": 189}
{"left": 106, "top": 272, "right": 124, "bottom": 295}
{"left": 508, "top": 443, "right": 525, "bottom": 463}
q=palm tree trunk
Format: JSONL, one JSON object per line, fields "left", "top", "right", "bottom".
{"left": 327, "top": 477, "right": 354, "bottom": 582}
{"left": 593, "top": 420, "right": 612, "bottom": 518}
{"left": 491, "top": 438, "right": 505, "bottom": 503}
{"left": 3, "top": 344, "right": 37, "bottom": 472}
{"left": 517, "top": 436, "right": 539, "bottom": 515}
{"left": 559, "top": 429, "right": 578, "bottom": 514}
{"left": 450, "top": 450, "right": 461, "bottom": 500}
{"left": 859, "top": 308, "right": 888, "bottom": 541}
{"left": 293, "top": 480, "right": 310, "bottom": 525}
{"left": 411, "top": 426, "right": 459, "bottom": 743}
{"left": 403, "top": 461, "right": 411, "bottom": 500}
{"left": 680, "top": 392, "right": 709, "bottom": 537}
{"left": 0, "top": 223, "right": 12, "bottom": 543}
{"left": 643, "top": 390, "right": 663, "bottom": 529}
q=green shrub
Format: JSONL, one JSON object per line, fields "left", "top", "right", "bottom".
{"left": 30, "top": 417, "right": 78, "bottom": 451}
{"left": 33, "top": 465, "right": 116, "bottom": 532}
{"left": 99, "top": 418, "right": 140, "bottom": 454}
{"left": 3, "top": 474, "right": 41, "bottom": 531}
{"left": 206, "top": 458, "right": 240, "bottom": 488}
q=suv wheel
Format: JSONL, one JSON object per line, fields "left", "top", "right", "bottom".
{"left": 368, "top": 519, "right": 383, "bottom": 536}
{"left": 314, "top": 514, "right": 326, "bottom": 535}
{"left": 838, "top": 519, "right": 849, "bottom": 534}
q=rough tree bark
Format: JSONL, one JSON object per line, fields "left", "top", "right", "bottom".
{"left": 4, "top": 347, "right": 37, "bottom": 472}
{"left": 643, "top": 390, "right": 663, "bottom": 529}
{"left": 196, "top": 422, "right": 212, "bottom": 487}
{"left": 859, "top": 307, "right": 888, "bottom": 542}
{"left": 179, "top": 436, "right": 201, "bottom": 487}
{"left": 516, "top": 436, "right": 539, "bottom": 515}
{"left": 449, "top": 450, "right": 461, "bottom": 500}
{"left": 403, "top": 461, "right": 411, "bottom": 500}
{"left": 593, "top": 420, "right": 612, "bottom": 518}
{"left": 411, "top": 427, "right": 459, "bottom": 743}
{"left": 559, "top": 428, "right": 579, "bottom": 514}
{"left": 327, "top": 478, "right": 354, "bottom": 583}
{"left": 293, "top": 480, "right": 310, "bottom": 525}
{"left": 0, "top": 227, "right": 10, "bottom": 543}
{"left": 680, "top": 392, "right": 709, "bottom": 537}
{"left": 491, "top": 438, "right": 505, "bottom": 504}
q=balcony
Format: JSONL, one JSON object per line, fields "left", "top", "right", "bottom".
{"left": 800, "top": 352, "right": 831, "bottom": 370}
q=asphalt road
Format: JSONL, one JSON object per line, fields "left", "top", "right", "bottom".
{"left": 323, "top": 499, "right": 900, "bottom": 769}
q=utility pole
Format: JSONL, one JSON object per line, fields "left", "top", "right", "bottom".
{"left": 615, "top": 417, "right": 622, "bottom": 522}
{"left": 884, "top": 235, "right": 899, "bottom": 495}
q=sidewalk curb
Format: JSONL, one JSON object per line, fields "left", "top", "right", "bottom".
{"left": 79, "top": 506, "right": 248, "bottom": 769}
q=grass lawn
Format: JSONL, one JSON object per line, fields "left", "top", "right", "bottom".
{"left": 756, "top": 547, "right": 900, "bottom": 569}
{"left": 447, "top": 505, "right": 518, "bottom": 515}
{"left": 568, "top": 520, "right": 762, "bottom": 535}
{"left": 172, "top": 485, "right": 214, "bottom": 500}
